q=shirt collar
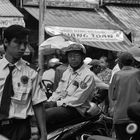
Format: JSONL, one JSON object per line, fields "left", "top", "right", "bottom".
{"left": 15, "top": 59, "right": 23, "bottom": 71}
{"left": 1, "top": 56, "right": 9, "bottom": 69}
{"left": 68, "top": 64, "right": 87, "bottom": 75}
{"left": 2, "top": 56, "right": 23, "bottom": 71}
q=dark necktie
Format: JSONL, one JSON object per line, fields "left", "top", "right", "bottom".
{"left": 0, "top": 65, "right": 15, "bottom": 117}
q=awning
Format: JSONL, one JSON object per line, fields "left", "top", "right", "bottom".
{"left": 24, "top": 7, "right": 132, "bottom": 52}
{"left": 24, "top": 7, "right": 120, "bottom": 29}
{"left": 106, "top": 6, "right": 140, "bottom": 31}
{"left": 45, "top": 26, "right": 132, "bottom": 52}
{"left": 106, "top": 6, "right": 140, "bottom": 45}
{"left": 0, "top": 0, "right": 25, "bottom": 27}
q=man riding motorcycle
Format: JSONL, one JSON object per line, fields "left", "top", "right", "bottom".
{"left": 44, "top": 42, "right": 108, "bottom": 133}
{"left": 44, "top": 42, "right": 97, "bottom": 132}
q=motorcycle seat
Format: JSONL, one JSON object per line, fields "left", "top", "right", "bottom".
{"left": 48, "top": 111, "right": 101, "bottom": 133}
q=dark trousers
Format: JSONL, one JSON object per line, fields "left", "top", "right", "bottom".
{"left": 114, "top": 123, "right": 131, "bottom": 140}
{"left": 45, "top": 101, "right": 84, "bottom": 132}
{"left": 0, "top": 118, "right": 31, "bottom": 140}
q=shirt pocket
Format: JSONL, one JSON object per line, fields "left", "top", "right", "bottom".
{"left": 12, "top": 81, "right": 32, "bottom": 104}
{"left": 12, "top": 90, "right": 30, "bottom": 105}
{"left": 67, "top": 84, "right": 78, "bottom": 96}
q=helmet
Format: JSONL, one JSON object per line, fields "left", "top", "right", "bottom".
{"left": 65, "top": 42, "right": 86, "bottom": 54}
{"left": 84, "top": 57, "right": 92, "bottom": 65}
{"left": 48, "top": 58, "right": 62, "bottom": 68}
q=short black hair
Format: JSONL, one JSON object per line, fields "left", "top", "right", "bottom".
{"left": 3, "top": 24, "right": 30, "bottom": 42}
{"left": 118, "top": 52, "right": 134, "bottom": 66}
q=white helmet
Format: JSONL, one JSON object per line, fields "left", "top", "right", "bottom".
{"left": 48, "top": 58, "right": 62, "bottom": 68}
{"left": 84, "top": 57, "right": 92, "bottom": 65}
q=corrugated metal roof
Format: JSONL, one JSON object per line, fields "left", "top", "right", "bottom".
{"left": 0, "top": 0, "right": 23, "bottom": 17}
{"left": 96, "top": 8, "right": 126, "bottom": 31}
{"left": 24, "top": 7, "right": 120, "bottom": 30}
{"left": 106, "top": 6, "right": 140, "bottom": 31}
{"left": 24, "top": 7, "right": 132, "bottom": 52}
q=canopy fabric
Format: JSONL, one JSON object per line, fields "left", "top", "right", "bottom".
{"left": 106, "top": 6, "right": 140, "bottom": 46}
{"left": 82, "top": 37, "right": 131, "bottom": 52}
{"left": 24, "top": 7, "right": 132, "bottom": 52}
{"left": 45, "top": 26, "right": 132, "bottom": 52}
{"left": 106, "top": 6, "right": 140, "bottom": 31}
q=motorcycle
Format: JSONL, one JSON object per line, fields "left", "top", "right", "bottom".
{"left": 126, "top": 122, "right": 140, "bottom": 140}
{"left": 126, "top": 102, "right": 140, "bottom": 140}
{"left": 38, "top": 79, "right": 112, "bottom": 140}
{"left": 31, "top": 102, "right": 112, "bottom": 140}
{"left": 81, "top": 134, "right": 116, "bottom": 140}
{"left": 41, "top": 79, "right": 54, "bottom": 98}
{"left": 46, "top": 104, "right": 112, "bottom": 140}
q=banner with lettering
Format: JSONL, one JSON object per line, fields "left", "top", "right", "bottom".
{"left": 45, "top": 26, "right": 124, "bottom": 42}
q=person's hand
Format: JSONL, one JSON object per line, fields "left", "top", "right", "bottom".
{"left": 86, "top": 102, "right": 100, "bottom": 116}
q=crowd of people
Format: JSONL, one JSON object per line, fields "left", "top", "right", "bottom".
{"left": 0, "top": 24, "right": 140, "bottom": 140}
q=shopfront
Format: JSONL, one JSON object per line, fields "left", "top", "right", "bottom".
{"left": 24, "top": 5, "right": 132, "bottom": 52}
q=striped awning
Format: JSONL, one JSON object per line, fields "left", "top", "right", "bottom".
{"left": 106, "top": 6, "right": 140, "bottom": 31}
{"left": 81, "top": 36, "right": 131, "bottom": 52}
{"left": 106, "top": 6, "right": 140, "bottom": 46}
{"left": 0, "top": 0, "right": 25, "bottom": 27}
{"left": 24, "top": 7, "right": 132, "bottom": 52}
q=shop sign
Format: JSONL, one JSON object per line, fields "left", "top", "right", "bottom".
{"left": 23, "top": 0, "right": 99, "bottom": 8}
{"left": 0, "top": 17, "right": 25, "bottom": 27}
{"left": 45, "top": 26, "right": 124, "bottom": 42}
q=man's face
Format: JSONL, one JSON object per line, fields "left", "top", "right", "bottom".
{"left": 67, "top": 51, "right": 83, "bottom": 69}
{"left": 5, "top": 37, "right": 28, "bottom": 60}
